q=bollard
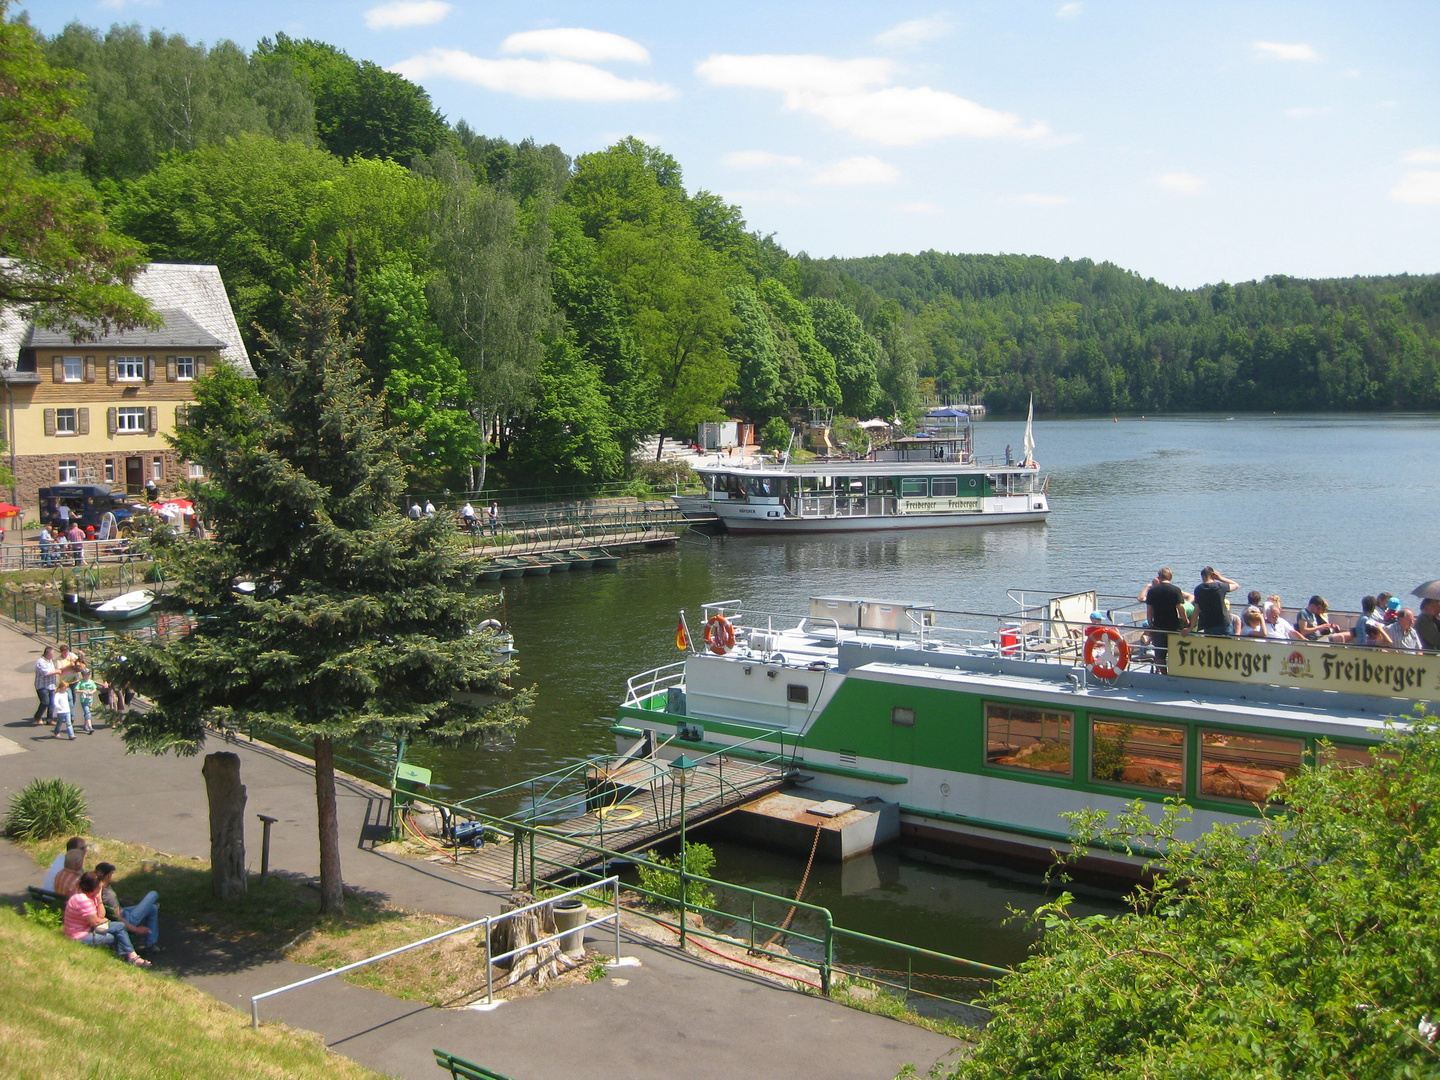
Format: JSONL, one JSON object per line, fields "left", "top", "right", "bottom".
{"left": 257, "top": 814, "right": 278, "bottom": 881}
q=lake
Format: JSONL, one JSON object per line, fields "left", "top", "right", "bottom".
{"left": 405, "top": 412, "right": 1440, "bottom": 966}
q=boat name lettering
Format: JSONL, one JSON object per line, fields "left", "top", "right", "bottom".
{"left": 898, "top": 497, "right": 981, "bottom": 514}
{"left": 1171, "top": 635, "right": 1435, "bottom": 699}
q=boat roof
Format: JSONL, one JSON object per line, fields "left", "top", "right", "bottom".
{"left": 693, "top": 459, "right": 1031, "bottom": 477}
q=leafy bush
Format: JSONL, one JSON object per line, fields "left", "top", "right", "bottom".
{"left": 20, "top": 902, "right": 62, "bottom": 931}
{"left": 4, "top": 778, "right": 90, "bottom": 841}
{"left": 759, "top": 417, "right": 792, "bottom": 453}
{"left": 957, "top": 716, "right": 1440, "bottom": 1079}
{"left": 631, "top": 457, "right": 696, "bottom": 490}
{"left": 636, "top": 842, "right": 716, "bottom": 911}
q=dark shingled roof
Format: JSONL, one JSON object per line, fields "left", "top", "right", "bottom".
{"left": 23, "top": 307, "right": 226, "bottom": 350}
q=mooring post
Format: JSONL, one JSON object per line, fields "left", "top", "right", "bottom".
{"left": 257, "top": 814, "right": 277, "bottom": 882}
{"left": 613, "top": 876, "right": 622, "bottom": 962}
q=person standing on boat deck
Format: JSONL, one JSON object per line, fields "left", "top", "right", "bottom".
{"left": 1143, "top": 568, "right": 1187, "bottom": 673}
{"left": 1417, "top": 599, "right": 1440, "bottom": 651}
{"left": 1192, "top": 567, "right": 1239, "bottom": 635}
{"left": 1391, "top": 609, "right": 1423, "bottom": 651}
{"left": 1353, "top": 597, "right": 1392, "bottom": 647}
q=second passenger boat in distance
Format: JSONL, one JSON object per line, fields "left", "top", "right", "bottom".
{"left": 674, "top": 406, "right": 1049, "bottom": 534}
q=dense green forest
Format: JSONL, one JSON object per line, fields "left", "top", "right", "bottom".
{"left": 20, "top": 15, "right": 1440, "bottom": 489}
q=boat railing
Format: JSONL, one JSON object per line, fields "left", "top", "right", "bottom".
{"left": 624, "top": 661, "right": 686, "bottom": 707}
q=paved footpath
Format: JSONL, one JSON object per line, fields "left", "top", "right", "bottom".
{"left": 0, "top": 619, "right": 959, "bottom": 1080}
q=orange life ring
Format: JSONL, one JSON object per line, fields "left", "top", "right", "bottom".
{"left": 703, "top": 614, "right": 735, "bottom": 655}
{"left": 1083, "top": 626, "right": 1129, "bottom": 679}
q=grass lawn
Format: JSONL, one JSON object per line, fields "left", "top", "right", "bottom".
{"left": 20, "top": 835, "right": 502, "bottom": 1006}
{"left": 0, "top": 907, "right": 385, "bottom": 1080}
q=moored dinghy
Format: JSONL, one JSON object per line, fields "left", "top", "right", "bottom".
{"left": 91, "top": 589, "right": 155, "bottom": 621}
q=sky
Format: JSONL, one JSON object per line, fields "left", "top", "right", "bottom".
{"left": 20, "top": 0, "right": 1440, "bottom": 289}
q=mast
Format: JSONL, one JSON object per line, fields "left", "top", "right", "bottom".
{"left": 1022, "top": 395, "right": 1035, "bottom": 467}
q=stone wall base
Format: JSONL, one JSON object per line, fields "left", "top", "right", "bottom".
{"left": 7, "top": 449, "right": 185, "bottom": 512}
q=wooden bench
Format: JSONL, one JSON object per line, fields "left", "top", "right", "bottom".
{"left": 27, "top": 886, "right": 67, "bottom": 910}
{"left": 432, "top": 1049, "right": 516, "bottom": 1080}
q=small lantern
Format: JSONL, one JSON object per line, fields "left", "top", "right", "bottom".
{"left": 670, "top": 754, "right": 697, "bottom": 790}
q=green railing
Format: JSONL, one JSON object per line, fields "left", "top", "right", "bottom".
{"left": 458, "top": 502, "right": 701, "bottom": 557}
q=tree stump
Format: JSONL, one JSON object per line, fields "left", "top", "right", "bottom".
{"left": 202, "top": 752, "right": 247, "bottom": 901}
{"left": 490, "top": 893, "right": 569, "bottom": 988}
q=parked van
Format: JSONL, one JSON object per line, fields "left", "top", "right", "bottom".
{"left": 37, "top": 485, "right": 140, "bottom": 532}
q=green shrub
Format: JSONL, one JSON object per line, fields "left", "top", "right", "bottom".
{"left": 4, "top": 778, "right": 91, "bottom": 841}
{"left": 760, "top": 417, "right": 792, "bottom": 453}
{"left": 20, "top": 902, "right": 62, "bottom": 930}
{"left": 636, "top": 842, "right": 716, "bottom": 910}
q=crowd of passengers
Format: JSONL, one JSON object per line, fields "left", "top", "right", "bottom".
{"left": 40, "top": 836, "right": 161, "bottom": 968}
{"left": 1136, "top": 566, "right": 1439, "bottom": 673}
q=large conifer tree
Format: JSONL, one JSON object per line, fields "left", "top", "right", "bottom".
{"left": 115, "top": 252, "right": 529, "bottom": 912}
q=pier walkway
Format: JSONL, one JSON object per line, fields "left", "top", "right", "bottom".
{"left": 462, "top": 499, "right": 713, "bottom": 562}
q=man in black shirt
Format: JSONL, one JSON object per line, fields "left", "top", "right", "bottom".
{"left": 1418, "top": 598, "right": 1440, "bottom": 651}
{"left": 1193, "top": 567, "right": 1239, "bottom": 635}
{"left": 1143, "top": 568, "right": 1187, "bottom": 673}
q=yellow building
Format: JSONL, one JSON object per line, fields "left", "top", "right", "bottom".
{"left": 0, "top": 263, "right": 253, "bottom": 512}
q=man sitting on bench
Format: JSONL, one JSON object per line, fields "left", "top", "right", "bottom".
{"left": 95, "top": 862, "right": 160, "bottom": 954}
{"left": 51, "top": 846, "right": 86, "bottom": 897}
{"left": 42, "top": 836, "right": 86, "bottom": 891}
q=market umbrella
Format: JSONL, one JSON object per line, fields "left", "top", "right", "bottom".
{"left": 1412, "top": 580, "right": 1440, "bottom": 600}
{"left": 0, "top": 503, "right": 21, "bottom": 516}
{"left": 150, "top": 499, "right": 194, "bottom": 515}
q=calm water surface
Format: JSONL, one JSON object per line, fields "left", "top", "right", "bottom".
{"left": 406, "top": 413, "right": 1440, "bottom": 966}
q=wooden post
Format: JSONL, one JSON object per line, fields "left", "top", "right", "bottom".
{"left": 257, "top": 814, "right": 277, "bottom": 881}
{"left": 202, "top": 752, "right": 247, "bottom": 901}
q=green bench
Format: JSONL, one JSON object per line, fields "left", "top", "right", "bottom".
{"left": 432, "top": 1049, "right": 516, "bottom": 1080}
{"left": 27, "top": 886, "right": 68, "bottom": 910}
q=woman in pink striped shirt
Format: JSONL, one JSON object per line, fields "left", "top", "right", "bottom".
{"left": 63, "top": 872, "right": 150, "bottom": 966}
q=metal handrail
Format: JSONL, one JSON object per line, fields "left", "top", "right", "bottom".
{"left": 250, "top": 877, "right": 622, "bottom": 1027}
{"left": 624, "top": 661, "right": 686, "bottom": 706}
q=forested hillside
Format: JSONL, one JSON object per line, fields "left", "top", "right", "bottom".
{"left": 20, "top": 15, "right": 1440, "bottom": 491}
{"left": 819, "top": 251, "right": 1440, "bottom": 414}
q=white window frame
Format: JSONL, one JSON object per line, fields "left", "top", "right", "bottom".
{"left": 175, "top": 355, "right": 195, "bottom": 380}
{"left": 188, "top": 462, "right": 205, "bottom": 479}
{"left": 58, "top": 459, "right": 79, "bottom": 483}
{"left": 116, "top": 406, "right": 147, "bottom": 433}
{"left": 55, "top": 408, "right": 77, "bottom": 435}
{"left": 116, "top": 356, "right": 145, "bottom": 381}
{"left": 62, "top": 356, "right": 83, "bottom": 382}
{"left": 152, "top": 456, "right": 164, "bottom": 481}
{"left": 104, "top": 459, "right": 115, "bottom": 483}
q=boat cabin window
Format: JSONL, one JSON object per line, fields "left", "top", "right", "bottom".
{"left": 786, "top": 684, "right": 809, "bottom": 704}
{"left": 865, "top": 476, "right": 896, "bottom": 496}
{"left": 985, "top": 703, "right": 1073, "bottom": 776}
{"left": 1316, "top": 741, "right": 1397, "bottom": 769}
{"left": 1199, "top": 730, "right": 1303, "bottom": 803}
{"left": 931, "top": 477, "right": 958, "bottom": 498}
{"left": 899, "top": 478, "right": 928, "bottom": 498}
{"left": 845, "top": 477, "right": 865, "bottom": 495}
{"left": 743, "top": 476, "right": 778, "bottom": 498}
{"left": 1089, "top": 718, "right": 1185, "bottom": 792}
{"left": 891, "top": 706, "right": 915, "bottom": 727}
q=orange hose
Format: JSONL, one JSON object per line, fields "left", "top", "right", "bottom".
{"left": 403, "top": 810, "right": 458, "bottom": 863}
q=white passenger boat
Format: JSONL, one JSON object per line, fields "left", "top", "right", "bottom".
{"left": 613, "top": 591, "right": 1422, "bottom": 881}
{"left": 674, "top": 405, "right": 1049, "bottom": 533}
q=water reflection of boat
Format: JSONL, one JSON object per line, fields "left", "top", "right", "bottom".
{"left": 614, "top": 589, "right": 1408, "bottom": 882}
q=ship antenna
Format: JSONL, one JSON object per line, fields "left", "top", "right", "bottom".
{"left": 782, "top": 425, "right": 796, "bottom": 468}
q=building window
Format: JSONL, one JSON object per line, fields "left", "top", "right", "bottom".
{"left": 1090, "top": 718, "right": 1186, "bottom": 792}
{"left": 104, "top": 459, "right": 115, "bottom": 483}
{"left": 152, "top": 456, "right": 164, "bottom": 481}
{"left": 55, "top": 408, "right": 77, "bottom": 435}
{"left": 1317, "top": 741, "right": 1398, "bottom": 770}
{"left": 117, "top": 407, "right": 146, "bottom": 433}
{"left": 985, "top": 702, "right": 1073, "bottom": 776}
{"left": 188, "top": 462, "right": 205, "bottom": 479}
{"left": 1199, "top": 730, "right": 1303, "bottom": 803}
{"left": 58, "top": 459, "right": 78, "bottom": 483}
{"left": 63, "top": 356, "right": 83, "bottom": 382}
{"left": 116, "top": 356, "right": 144, "bottom": 381}
{"left": 175, "top": 356, "right": 195, "bottom": 380}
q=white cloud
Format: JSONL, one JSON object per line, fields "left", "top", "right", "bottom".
{"left": 1391, "top": 171, "right": 1440, "bottom": 206}
{"left": 696, "top": 53, "right": 1048, "bottom": 146}
{"left": 364, "top": 1, "right": 451, "bottom": 30}
{"left": 501, "top": 28, "right": 649, "bottom": 64}
{"left": 1056, "top": 3, "right": 1083, "bottom": 18}
{"left": 391, "top": 50, "right": 675, "bottom": 101}
{"left": 1156, "top": 172, "right": 1205, "bottom": 195}
{"left": 875, "top": 17, "right": 950, "bottom": 49}
{"left": 722, "top": 150, "right": 804, "bottom": 169}
{"left": 1403, "top": 148, "right": 1440, "bottom": 165}
{"left": 899, "top": 201, "right": 943, "bottom": 214}
{"left": 1254, "top": 41, "right": 1320, "bottom": 61}
{"left": 1008, "top": 193, "right": 1071, "bottom": 205}
{"left": 811, "top": 156, "right": 900, "bottom": 186}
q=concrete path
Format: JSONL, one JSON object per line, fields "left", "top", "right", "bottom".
{"left": 0, "top": 618, "right": 959, "bottom": 1080}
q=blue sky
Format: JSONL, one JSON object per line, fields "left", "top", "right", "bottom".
{"left": 22, "top": 0, "right": 1440, "bottom": 288}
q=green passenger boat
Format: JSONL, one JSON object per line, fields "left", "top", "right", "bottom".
{"left": 613, "top": 593, "right": 1419, "bottom": 879}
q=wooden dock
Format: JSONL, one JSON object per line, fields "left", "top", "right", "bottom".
{"left": 447, "top": 756, "right": 793, "bottom": 888}
{"left": 461, "top": 500, "right": 714, "bottom": 564}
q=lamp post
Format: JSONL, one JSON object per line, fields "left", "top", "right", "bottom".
{"left": 670, "top": 754, "right": 696, "bottom": 947}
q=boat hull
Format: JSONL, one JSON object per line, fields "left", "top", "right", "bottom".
{"left": 694, "top": 508, "right": 1049, "bottom": 533}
